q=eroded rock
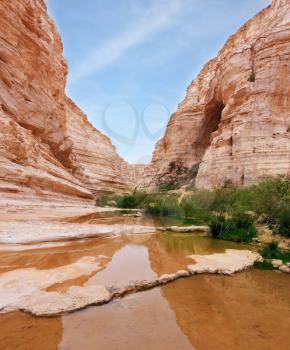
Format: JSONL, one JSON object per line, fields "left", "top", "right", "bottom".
{"left": 279, "top": 265, "right": 290, "bottom": 273}
{"left": 157, "top": 225, "right": 209, "bottom": 233}
{"left": 272, "top": 259, "right": 283, "bottom": 268}
{"left": 0, "top": 0, "right": 141, "bottom": 202}
{"left": 23, "top": 285, "right": 111, "bottom": 316}
{"left": 0, "top": 222, "right": 156, "bottom": 244}
{"left": 140, "top": 0, "right": 290, "bottom": 190}
{"left": 0, "top": 249, "right": 260, "bottom": 316}
{"left": 187, "top": 250, "right": 260, "bottom": 275}
{"left": 0, "top": 256, "right": 106, "bottom": 313}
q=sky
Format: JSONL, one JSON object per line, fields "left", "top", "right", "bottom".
{"left": 46, "top": 0, "right": 271, "bottom": 164}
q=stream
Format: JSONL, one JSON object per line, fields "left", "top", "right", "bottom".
{"left": 0, "top": 211, "right": 289, "bottom": 349}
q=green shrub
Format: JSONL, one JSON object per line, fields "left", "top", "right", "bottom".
{"left": 253, "top": 260, "right": 275, "bottom": 269}
{"left": 210, "top": 215, "right": 227, "bottom": 239}
{"left": 110, "top": 192, "right": 183, "bottom": 217}
{"left": 182, "top": 208, "right": 213, "bottom": 225}
{"left": 116, "top": 192, "right": 148, "bottom": 209}
{"left": 96, "top": 176, "right": 290, "bottom": 240}
{"left": 117, "top": 195, "right": 138, "bottom": 208}
{"left": 159, "top": 182, "right": 177, "bottom": 192}
{"left": 260, "top": 241, "right": 279, "bottom": 259}
{"left": 96, "top": 195, "right": 111, "bottom": 207}
{"left": 253, "top": 176, "right": 290, "bottom": 223}
{"left": 277, "top": 209, "right": 290, "bottom": 237}
{"left": 209, "top": 213, "right": 257, "bottom": 243}
{"left": 145, "top": 195, "right": 183, "bottom": 217}
{"left": 260, "top": 241, "right": 290, "bottom": 262}
{"left": 210, "top": 187, "right": 255, "bottom": 214}
{"left": 181, "top": 190, "right": 215, "bottom": 224}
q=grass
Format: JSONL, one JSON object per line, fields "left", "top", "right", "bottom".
{"left": 143, "top": 194, "right": 183, "bottom": 217}
{"left": 96, "top": 192, "right": 183, "bottom": 217}
{"left": 181, "top": 176, "right": 290, "bottom": 238}
{"left": 254, "top": 241, "right": 290, "bottom": 270}
{"left": 116, "top": 192, "right": 148, "bottom": 209}
{"left": 253, "top": 176, "right": 290, "bottom": 222}
{"left": 95, "top": 176, "right": 290, "bottom": 240}
{"left": 277, "top": 209, "right": 290, "bottom": 237}
{"left": 253, "top": 260, "right": 275, "bottom": 269}
{"left": 259, "top": 241, "right": 290, "bottom": 263}
{"left": 209, "top": 213, "right": 257, "bottom": 243}
{"left": 159, "top": 183, "right": 178, "bottom": 192}
{"left": 95, "top": 195, "right": 117, "bottom": 207}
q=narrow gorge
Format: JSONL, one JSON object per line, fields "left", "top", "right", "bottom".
{"left": 0, "top": 1, "right": 289, "bottom": 349}
{"left": 0, "top": 0, "right": 289, "bottom": 203}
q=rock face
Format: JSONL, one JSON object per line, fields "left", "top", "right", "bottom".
{"left": 0, "top": 249, "right": 259, "bottom": 316}
{"left": 142, "top": 0, "right": 290, "bottom": 190}
{"left": 64, "top": 98, "right": 143, "bottom": 195}
{"left": 1, "top": 0, "right": 289, "bottom": 198}
{"left": 0, "top": 0, "right": 136, "bottom": 200}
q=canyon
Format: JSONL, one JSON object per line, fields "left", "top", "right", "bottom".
{"left": 0, "top": 0, "right": 289, "bottom": 202}
{"left": 0, "top": 1, "right": 289, "bottom": 349}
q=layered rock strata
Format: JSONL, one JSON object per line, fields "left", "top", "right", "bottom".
{"left": 0, "top": 0, "right": 136, "bottom": 200}
{"left": 141, "top": 0, "right": 290, "bottom": 190}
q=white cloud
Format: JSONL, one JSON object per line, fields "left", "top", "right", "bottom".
{"left": 71, "top": 0, "right": 187, "bottom": 80}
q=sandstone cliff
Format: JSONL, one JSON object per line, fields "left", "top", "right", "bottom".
{"left": 141, "top": 0, "right": 290, "bottom": 190}
{"left": 0, "top": 0, "right": 136, "bottom": 200}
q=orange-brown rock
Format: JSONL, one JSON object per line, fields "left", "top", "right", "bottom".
{"left": 64, "top": 98, "right": 143, "bottom": 195}
{"left": 0, "top": 0, "right": 136, "bottom": 200}
{"left": 141, "top": 0, "right": 290, "bottom": 190}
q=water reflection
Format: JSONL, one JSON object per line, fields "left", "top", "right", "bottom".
{"left": 60, "top": 289, "right": 194, "bottom": 350}
{"left": 0, "top": 233, "right": 289, "bottom": 350}
{"left": 86, "top": 243, "right": 157, "bottom": 287}
{"left": 160, "top": 271, "right": 290, "bottom": 350}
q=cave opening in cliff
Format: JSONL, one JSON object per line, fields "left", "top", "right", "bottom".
{"left": 200, "top": 99, "right": 225, "bottom": 149}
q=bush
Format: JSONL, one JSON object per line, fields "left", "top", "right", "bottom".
{"left": 210, "top": 187, "right": 255, "bottom": 214}
{"left": 181, "top": 208, "right": 213, "bottom": 225}
{"left": 159, "top": 182, "right": 177, "bottom": 192}
{"left": 260, "top": 241, "right": 290, "bottom": 262}
{"left": 277, "top": 209, "right": 290, "bottom": 237}
{"left": 181, "top": 190, "right": 215, "bottom": 224}
{"left": 253, "top": 260, "right": 275, "bottom": 269}
{"left": 96, "top": 195, "right": 111, "bottom": 207}
{"left": 95, "top": 176, "right": 290, "bottom": 239}
{"left": 116, "top": 192, "right": 148, "bottom": 209}
{"left": 209, "top": 213, "right": 257, "bottom": 243}
{"left": 253, "top": 176, "right": 290, "bottom": 223}
{"left": 145, "top": 195, "right": 183, "bottom": 217}
{"left": 117, "top": 195, "right": 138, "bottom": 208}
{"left": 108, "top": 192, "right": 183, "bottom": 217}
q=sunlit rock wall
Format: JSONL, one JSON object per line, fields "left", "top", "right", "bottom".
{"left": 141, "top": 0, "right": 290, "bottom": 190}
{"left": 0, "top": 0, "right": 137, "bottom": 200}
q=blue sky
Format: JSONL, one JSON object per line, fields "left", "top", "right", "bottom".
{"left": 46, "top": 0, "right": 271, "bottom": 164}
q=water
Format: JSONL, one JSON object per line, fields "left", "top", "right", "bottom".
{"left": 0, "top": 232, "right": 289, "bottom": 350}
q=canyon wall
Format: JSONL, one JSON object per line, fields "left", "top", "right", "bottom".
{"left": 141, "top": 0, "right": 290, "bottom": 190}
{"left": 0, "top": 0, "right": 289, "bottom": 200}
{"left": 0, "top": 0, "right": 136, "bottom": 201}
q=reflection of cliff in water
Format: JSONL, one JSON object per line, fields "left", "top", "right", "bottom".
{"left": 160, "top": 271, "right": 290, "bottom": 350}
{"left": 145, "top": 233, "right": 249, "bottom": 276}
{"left": 0, "top": 312, "right": 62, "bottom": 350}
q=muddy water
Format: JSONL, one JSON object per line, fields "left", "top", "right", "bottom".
{"left": 0, "top": 232, "right": 289, "bottom": 349}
